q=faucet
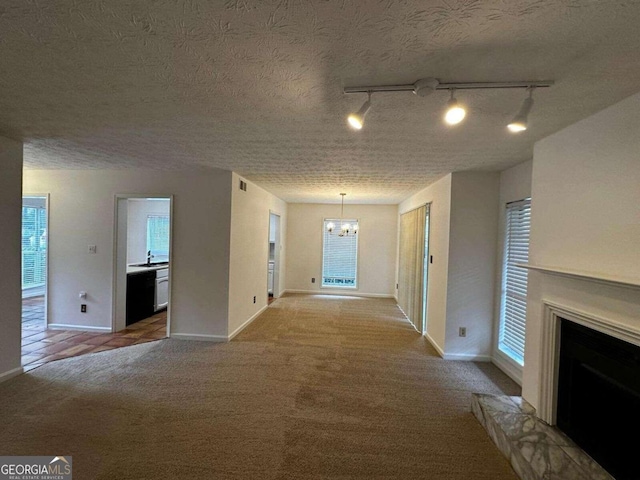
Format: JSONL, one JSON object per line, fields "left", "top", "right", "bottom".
{"left": 146, "top": 250, "right": 154, "bottom": 267}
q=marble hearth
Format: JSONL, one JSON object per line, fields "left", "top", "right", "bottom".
{"left": 471, "top": 394, "right": 613, "bottom": 480}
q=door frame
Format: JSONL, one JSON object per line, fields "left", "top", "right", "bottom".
{"left": 112, "top": 194, "right": 174, "bottom": 334}
{"left": 268, "top": 211, "right": 281, "bottom": 299}
{"left": 421, "top": 203, "right": 431, "bottom": 334}
{"left": 22, "top": 193, "right": 50, "bottom": 329}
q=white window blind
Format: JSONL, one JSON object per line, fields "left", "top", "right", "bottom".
{"left": 322, "top": 219, "right": 358, "bottom": 288}
{"left": 147, "top": 215, "right": 170, "bottom": 261}
{"left": 498, "top": 199, "right": 531, "bottom": 366}
{"left": 21, "top": 206, "right": 47, "bottom": 289}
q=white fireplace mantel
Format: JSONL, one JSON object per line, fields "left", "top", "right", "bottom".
{"left": 536, "top": 301, "right": 640, "bottom": 424}
{"left": 517, "top": 264, "right": 640, "bottom": 291}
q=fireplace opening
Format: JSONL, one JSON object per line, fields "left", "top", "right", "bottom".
{"left": 557, "top": 319, "right": 640, "bottom": 480}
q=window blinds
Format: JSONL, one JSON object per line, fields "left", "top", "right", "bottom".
{"left": 21, "top": 206, "right": 47, "bottom": 289}
{"left": 147, "top": 215, "right": 170, "bottom": 259}
{"left": 498, "top": 199, "right": 531, "bottom": 366}
{"left": 322, "top": 219, "right": 358, "bottom": 288}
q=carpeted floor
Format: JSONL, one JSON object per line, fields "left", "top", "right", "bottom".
{"left": 0, "top": 294, "right": 519, "bottom": 479}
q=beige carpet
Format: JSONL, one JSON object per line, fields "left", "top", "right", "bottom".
{"left": 0, "top": 294, "right": 519, "bottom": 479}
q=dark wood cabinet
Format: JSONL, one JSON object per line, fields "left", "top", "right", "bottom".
{"left": 126, "top": 270, "right": 156, "bottom": 325}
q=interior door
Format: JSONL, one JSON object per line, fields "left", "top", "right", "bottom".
{"left": 398, "top": 205, "right": 427, "bottom": 333}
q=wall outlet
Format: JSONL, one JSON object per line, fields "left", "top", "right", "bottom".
{"left": 253, "top": 296, "right": 256, "bottom": 304}
{"left": 81, "top": 304, "right": 87, "bottom": 313}
{"left": 311, "top": 277, "right": 315, "bottom": 283}
{"left": 459, "top": 327, "right": 466, "bottom": 337}
{"left": 88, "top": 245, "right": 97, "bottom": 254}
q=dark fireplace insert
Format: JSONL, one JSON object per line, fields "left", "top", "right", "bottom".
{"left": 557, "top": 319, "right": 640, "bottom": 480}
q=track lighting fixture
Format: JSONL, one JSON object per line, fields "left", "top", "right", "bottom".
{"left": 343, "top": 78, "right": 552, "bottom": 131}
{"left": 347, "top": 92, "right": 372, "bottom": 130}
{"left": 444, "top": 89, "right": 466, "bottom": 125}
{"left": 507, "top": 87, "right": 535, "bottom": 133}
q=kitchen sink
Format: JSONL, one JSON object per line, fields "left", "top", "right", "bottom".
{"left": 131, "top": 262, "right": 169, "bottom": 267}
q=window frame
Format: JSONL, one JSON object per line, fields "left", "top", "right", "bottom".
{"left": 321, "top": 218, "right": 359, "bottom": 289}
{"left": 146, "top": 214, "right": 170, "bottom": 261}
{"left": 497, "top": 198, "right": 532, "bottom": 370}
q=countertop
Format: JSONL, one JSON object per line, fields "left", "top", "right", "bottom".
{"left": 127, "top": 264, "right": 170, "bottom": 274}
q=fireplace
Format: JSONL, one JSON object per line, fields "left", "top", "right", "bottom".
{"left": 556, "top": 319, "right": 640, "bottom": 480}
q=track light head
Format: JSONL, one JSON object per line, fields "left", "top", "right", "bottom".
{"left": 508, "top": 89, "right": 535, "bottom": 133}
{"left": 444, "top": 90, "right": 466, "bottom": 125}
{"left": 347, "top": 93, "right": 372, "bottom": 130}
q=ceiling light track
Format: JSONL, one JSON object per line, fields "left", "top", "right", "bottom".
{"left": 344, "top": 77, "right": 553, "bottom": 132}
{"left": 343, "top": 78, "right": 554, "bottom": 95}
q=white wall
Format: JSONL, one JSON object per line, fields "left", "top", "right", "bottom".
{"left": 399, "top": 174, "right": 452, "bottom": 352}
{"left": 0, "top": 136, "right": 23, "bottom": 382}
{"left": 286, "top": 203, "right": 397, "bottom": 297}
{"left": 23, "top": 169, "right": 232, "bottom": 339}
{"left": 398, "top": 172, "right": 499, "bottom": 361}
{"left": 228, "top": 173, "right": 287, "bottom": 337}
{"left": 492, "top": 160, "right": 533, "bottom": 383}
{"left": 523, "top": 91, "right": 640, "bottom": 408}
{"left": 445, "top": 172, "right": 499, "bottom": 359}
{"left": 127, "top": 198, "right": 171, "bottom": 264}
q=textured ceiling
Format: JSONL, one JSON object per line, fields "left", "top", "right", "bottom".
{"left": 1, "top": 1, "right": 640, "bottom": 203}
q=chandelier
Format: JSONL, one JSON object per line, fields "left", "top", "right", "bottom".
{"left": 326, "top": 193, "right": 358, "bottom": 237}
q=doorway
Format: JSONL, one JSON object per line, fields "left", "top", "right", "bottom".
{"left": 21, "top": 195, "right": 48, "bottom": 334}
{"left": 422, "top": 205, "right": 431, "bottom": 334}
{"left": 268, "top": 212, "right": 281, "bottom": 303}
{"left": 397, "top": 203, "right": 430, "bottom": 334}
{"left": 113, "top": 195, "right": 172, "bottom": 337}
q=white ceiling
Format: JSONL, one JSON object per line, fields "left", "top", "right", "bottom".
{"left": 1, "top": 0, "right": 640, "bottom": 203}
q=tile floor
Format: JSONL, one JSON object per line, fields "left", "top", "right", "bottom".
{"left": 22, "top": 296, "right": 167, "bottom": 371}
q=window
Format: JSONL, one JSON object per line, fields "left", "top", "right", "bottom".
{"left": 147, "top": 215, "right": 170, "bottom": 261}
{"left": 21, "top": 205, "right": 47, "bottom": 289}
{"left": 498, "top": 199, "right": 531, "bottom": 366}
{"left": 322, "top": 219, "right": 358, "bottom": 288}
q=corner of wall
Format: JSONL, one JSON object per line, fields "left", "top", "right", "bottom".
{"left": 0, "top": 136, "right": 24, "bottom": 378}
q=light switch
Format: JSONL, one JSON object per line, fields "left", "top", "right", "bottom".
{"left": 88, "top": 245, "right": 97, "bottom": 254}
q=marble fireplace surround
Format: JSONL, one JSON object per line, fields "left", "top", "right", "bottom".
{"left": 472, "top": 266, "right": 640, "bottom": 480}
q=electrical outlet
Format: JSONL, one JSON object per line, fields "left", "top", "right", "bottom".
{"left": 459, "top": 327, "right": 466, "bottom": 337}
{"left": 311, "top": 277, "right": 315, "bottom": 283}
{"left": 81, "top": 304, "right": 87, "bottom": 313}
{"left": 253, "top": 296, "right": 256, "bottom": 304}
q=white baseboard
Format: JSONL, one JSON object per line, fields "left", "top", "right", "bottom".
{"left": 228, "top": 304, "right": 268, "bottom": 341}
{"left": 48, "top": 323, "right": 111, "bottom": 333}
{"left": 0, "top": 366, "right": 24, "bottom": 384}
{"left": 424, "top": 331, "right": 445, "bottom": 357}
{"left": 170, "top": 333, "right": 228, "bottom": 342}
{"left": 442, "top": 352, "right": 492, "bottom": 362}
{"left": 285, "top": 289, "right": 394, "bottom": 299}
{"left": 491, "top": 352, "right": 523, "bottom": 385}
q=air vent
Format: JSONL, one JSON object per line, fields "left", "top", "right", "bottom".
{"left": 239, "top": 180, "right": 247, "bottom": 191}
